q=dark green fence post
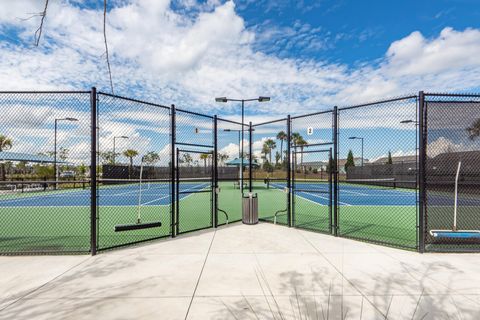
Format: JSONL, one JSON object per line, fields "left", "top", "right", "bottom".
{"left": 170, "top": 104, "right": 176, "bottom": 238}
{"left": 213, "top": 115, "right": 218, "bottom": 228}
{"left": 418, "top": 91, "right": 426, "bottom": 253}
{"left": 333, "top": 106, "right": 339, "bottom": 236}
{"left": 90, "top": 87, "right": 97, "bottom": 255}
{"left": 287, "top": 115, "right": 292, "bottom": 227}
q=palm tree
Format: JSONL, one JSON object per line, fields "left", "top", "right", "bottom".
{"left": 467, "top": 118, "right": 480, "bottom": 140}
{"left": 218, "top": 153, "right": 229, "bottom": 166}
{"left": 297, "top": 137, "right": 308, "bottom": 170}
{"left": 181, "top": 153, "right": 193, "bottom": 166}
{"left": 276, "top": 131, "right": 287, "bottom": 163}
{"left": 291, "top": 132, "right": 302, "bottom": 169}
{"left": 123, "top": 149, "right": 138, "bottom": 178}
{"left": 143, "top": 151, "right": 160, "bottom": 165}
{"left": 199, "top": 153, "right": 209, "bottom": 169}
{"left": 275, "top": 151, "right": 281, "bottom": 166}
{"left": 0, "top": 134, "right": 12, "bottom": 181}
{"left": 99, "top": 151, "right": 115, "bottom": 165}
{"left": 261, "top": 144, "right": 269, "bottom": 163}
{"left": 264, "top": 139, "right": 276, "bottom": 163}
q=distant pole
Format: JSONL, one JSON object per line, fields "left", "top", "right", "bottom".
{"left": 54, "top": 117, "right": 78, "bottom": 189}
{"left": 361, "top": 138, "right": 364, "bottom": 167}
{"left": 54, "top": 119, "right": 58, "bottom": 189}
{"left": 215, "top": 96, "right": 271, "bottom": 194}
{"left": 241, "top": 99, "right": 244, "bottom": 194}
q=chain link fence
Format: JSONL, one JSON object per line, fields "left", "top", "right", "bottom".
{"left": 423, "top": 93, "right": 480, "bottom": 252}
{"left": 96, "top": 93, "right": 171, "bottom": 251}
{"left": 1, "top": 90, "right": 479, "bottom": 255}
{"left": 216, "top": 118, "right": 245, "bottom": 225}
{"left": 174, "top": 108, "right": 214, "bottom": 234}
{"left": 0, "top": 91, "right": 92, "bottom": 254}
{"left": 337, "top": 96, "right": 419, "bottom": 249}
{"left": 291, "top": 111, "right": 334, "bottom": 234}
{"left": 251, "top": 118, "right": 290, "bottom": 225}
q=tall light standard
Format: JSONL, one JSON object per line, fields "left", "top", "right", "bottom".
{"left": 223, "top": 129, "right": 241, "bottom": 159}
{"left": 113, "top": 136, "right": 128, "bottom": 165}
{"left": 54, "top": 117, "right": 78, "bottom": 189}
{"left": 215, "top": 96, "right": 270, "bottom": 193}
{"left": 348, "top": 136, "right": 364, "bottom": 166}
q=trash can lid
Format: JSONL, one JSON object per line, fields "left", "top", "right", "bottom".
{"left": 242, "top": 192, "right": 258, "bottom": 198}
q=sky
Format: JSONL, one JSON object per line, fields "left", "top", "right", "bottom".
{"left": 0, "top": 0, "right": 479, "bottom": 164}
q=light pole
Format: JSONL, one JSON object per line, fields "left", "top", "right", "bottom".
{"left": 113, "top": 136, "right": 128, "bottom": 165}
{"left": 348, "top": 136, "right": 364, "bottom": 166}
{"left": 224, "top": 128, "right": 246, "bottom": 189}
{"left": 54, "top": 117, "right": 78, "bottom": 189}
{"left": 223, "top": 129, "right": 241, "bottom": 159}
{"left": 216, "top": 96, "right": 270, "bottom": 194}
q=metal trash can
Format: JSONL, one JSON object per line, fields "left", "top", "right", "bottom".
{"left": 242, "top": 193, "right": 258, "bottom": 225}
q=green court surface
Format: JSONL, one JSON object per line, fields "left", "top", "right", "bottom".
{"left": 0, "top": 181, "right": 242, "bottom": 253}
{"left": 253, "top": 181, "right": 418, "bottom": 249}
{"left": 1, "top": 180, "right": 420, "bottom": 253}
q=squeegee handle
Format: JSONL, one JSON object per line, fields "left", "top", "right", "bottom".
{"left": 453, "top": 161, "right": 461, "bottom": 231}
{"left": 137, "top": 160, "right": 144, "bottom": 222}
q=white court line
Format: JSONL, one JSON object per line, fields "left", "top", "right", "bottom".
{"left": 138, "top": 182, "right": 210, "bottom": 206}
{"left": 109, "top": 184, "right": 169, "bottom": 196}
{"left": 295, "top": 194, "right": 327, "bottom": 207}
{"left": 299, "top": 191, "right": 352, "bottom": 206}
{"left": 270, "top": 183, "right": 351, "bottom": 206}
{"left": 0, "top": 190, "right": 90, "bottom": 204}
{"left": 277, "top": 182, "right": 351, "bottom": 206}
{"left": 276, "top": 182, "right": 369, "bottom": 196}
{"left": 339, "top": 190, "right": 369, "bottom": 196}
{"left": 0, "top": 182, "right": 210, "bottom": 207}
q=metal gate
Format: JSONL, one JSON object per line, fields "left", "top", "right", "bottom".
{"left": 292, "top": 146, "right": 333, "bottom": 234}
{"left": 175, "top": 148, "right": 214, "bottom": 234}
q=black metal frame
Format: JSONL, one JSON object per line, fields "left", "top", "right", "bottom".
{"left": 418, "top": 91, "right": 426, "bottom": 253}
{"left": 2, "top": 90, "right": 479, "bottom": 255}
{"left": 90, "top": 87, "right": 97, "bottom": 255}
{"left": 291, "top": 147, "right": 333, "bottom": 233}
{"left": 175, "top": 148, "right": 214, "bottom": 235}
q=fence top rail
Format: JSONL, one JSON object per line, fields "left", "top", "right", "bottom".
{"left": 252, "top": 117, "right": 287, "bottom": 127}
{"left": 98, "top": 91, "right": 169, "bottom": 109}
{"left": 175, "top": 107, "right": 214, "bottom": 119}
{"left": 292, "top": 142, "right": 333, "bottom": 148}
{"left": 424, "top": 99, "right": 480, "bottom": 104}
{"left": 290, "top": 109, "right": 333, "bottom": 120}
{"left": 0, "top": 90, "right": 91, "bottom": 94}
{"left": 177, "top": 148, "right": 213, "bottom": 154}
{"left": 216, "top": 117, "right": 247, "bottom": 126}
{"left": 176, "top": 142, "right": 213, "bottom": 149}
{"left": 338, "top": 95, "right": 418, "bottom": 111}
{"left": 424, "top": 92, "right": 480, "bottom": 98}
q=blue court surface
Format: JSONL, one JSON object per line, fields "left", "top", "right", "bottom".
{"left": 0, "top": 182, "right": 210, "bottom": 207}
{"left": 270, "top": 181, "right": 480, "bottom": 207}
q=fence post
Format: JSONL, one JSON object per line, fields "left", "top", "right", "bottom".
{"left": 249, "top": 122, "right": 253, "bottom": 193}
{"left": 90, "top": 87, "right": 97, "bottom": 255}
{"left": 170, "top": 104, "right": 176, "bottom": 238}
{"left": 418, "top": 91, "right": 426, "bottom": 253}
{"left": 333, "top": 106, "right": 339, "bottom": 237}
{"left": 213, "top": 115, "right": 218, "bottom": 228}
{"left": 287, "top": 115, "right": 292, "bottom": 227}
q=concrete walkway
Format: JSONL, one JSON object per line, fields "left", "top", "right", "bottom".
{"left": 1, "top": 223, "right": 479, "bottom": 319}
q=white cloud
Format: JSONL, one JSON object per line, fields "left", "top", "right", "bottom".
{"left": 385, "top": 28, "right": 480, "bottom": 77}
{"left": 219, "top": 142, "right": 238, "bottom": 159}
{"left": 426, "top": 136, "right": 470, "bottom": 158}
{"left": 0, "top": 0, "right": 479, "bottom": 122}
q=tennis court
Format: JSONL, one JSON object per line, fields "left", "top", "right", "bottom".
{"left": 0, "top": 180, "right": 242, "bottom": 253}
